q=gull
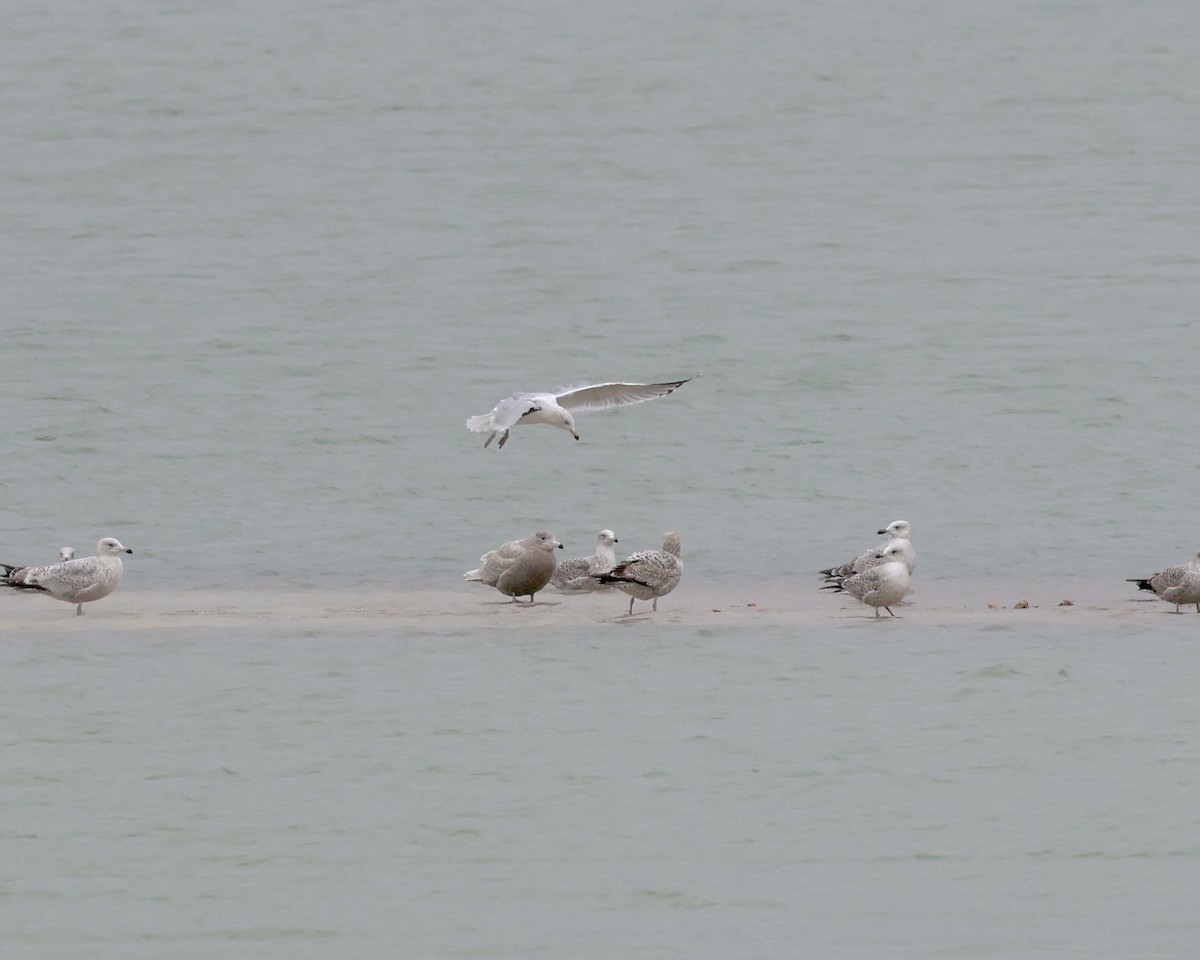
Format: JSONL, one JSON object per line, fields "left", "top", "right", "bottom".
{"left": 1127, "top": 551, "right": 1200, "bottom": 614}
{"left": 3, "top": 537, "right": 134, "bottom": 616}
{"left": 58, "top": 547, "right": 75, "bottom": 562}
{"left": 820, "top": 520, "right": 916, "bottom": 581}
{"left": 550, "top": 529, "right": 619, "bottom": 593}
{"left": 823, "top": 542, "right": 911, "bottom": 618}
{"left": 464, "top": 529, "right": 563, "bottom": 603}
{"left": 466, "top": 378, "right": 694, "bottom": 449}
{"left": 595, "top": 532, "right": 683, "bottom": 616}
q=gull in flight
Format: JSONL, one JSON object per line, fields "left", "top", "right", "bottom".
{"left": 466, "top": 378, "right": 695, "bottom": 449}
{"left": 3, "top": 537, "right": 134, "bottom": 616}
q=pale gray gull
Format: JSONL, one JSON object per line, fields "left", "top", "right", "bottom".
{"left": 595, "top": 531, "right": 683, "bottom": 615}
{"left": 823, "top": 542, "right": 911, "bottom": 618}
{"left": 1127, "top": 551, "right": 1200, "bottom": 613}
{"left": 58, "top": 547, "right": 75, "bottom": 562}
{"left": 3, "top": 537, "right": 134, "bottom": 616}
{"left": 820, "top": 520, "right": 916, "bottom": 581}
{"left": 550, "top": 529, "right": 619, "bottom": 593}
{"left": 464, "top": 529, "right": 563, "bottom": 602}
{"left": 466, "top": 378, "right": 694, "bottom": 449}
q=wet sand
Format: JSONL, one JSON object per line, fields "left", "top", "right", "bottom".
{"left": 0, "top": 577, "right": 1184, "bottom": 633}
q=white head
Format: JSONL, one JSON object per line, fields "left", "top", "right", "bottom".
{"left": 555, "top": 409, "right": 579, "bottom": 441}
{"left": 879, "top": 520, "right": 912, "bottom": 540}
{"left": 597, "top": 530, "right": 618, "bottom": 546}
{"left": 532, "top": 530, "right": 564, "bottom": 552}
{"left": 97, "top": 538, "right": 134, "bottom": 557}
{"left": 879, "top": 543, "right": 907, "bottom": 562}
{"left": 661, "top": 532, "right": 683, "bottom": 557}
{"left": 58, "top": 547, "right": 75, "bottom": 562}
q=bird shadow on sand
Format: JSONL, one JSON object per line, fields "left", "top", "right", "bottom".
{"left": 480, "top": 599, "right": 562, "bottom": 607}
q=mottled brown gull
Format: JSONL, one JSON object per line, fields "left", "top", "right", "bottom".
{"left": 3, "top": 537, "right": 134, "bottom": 616}
{"left": 820, "top": 520, "right": 916, "bottom": 581}
{"left": 464, "top": 529, "right": 564, "bottom": 603}
{"left": 466, "top": 378, "right": 694, "bottom": 449}
{"left": 1127, "top": 551, "right": 1200, "bottom": 613}
{"left": 550, "top": 529, "right": 619, "bottom": 593}
{"left": 822, "top": 542, "right": 911, "bottom": 618}
{"left": 595, "top": 532, "right": 683, "bottom": 616}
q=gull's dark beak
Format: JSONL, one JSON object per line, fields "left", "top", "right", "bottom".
{"left": 125, "top": 549, "right": 134, "bottom": 554}
{"left": 876, "top": 529, "right": 886, "bottom": 535}
{"left": 573, "top": 432, "right": 580, "bottom": 441}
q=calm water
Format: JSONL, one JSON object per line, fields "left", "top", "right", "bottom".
{"left": 3, "top": 0, "right": 1200, "bottom": 956}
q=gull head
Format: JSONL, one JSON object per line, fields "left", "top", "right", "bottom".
{"left": 532, "top": 530, "right": 564, "bottom": 552}
{"left": 879, "top": 543, "right": 906, "bottom": 562}
{"left": 555, "top": 409, "right": 579, "bottom": 440}
{"left": 597, "top": 530, "right": 618, "bottom": 546}
{"left": 58, "top": 547, "right": 75, "bottom": 562}
{"left": 97, "top": 538, "right": 134, "bottom": 557}
{"left": 879, "top": 520, "right": 911, "bottom": 539}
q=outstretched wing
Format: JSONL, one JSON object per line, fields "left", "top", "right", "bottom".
{"left": 554, "top": 379, "right": 693, "bottom": 414}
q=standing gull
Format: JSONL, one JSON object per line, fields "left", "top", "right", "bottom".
{"left": 820, "top": 520, "right": 916, "bottom": 581}
{"left": 823, "top": 542, "right": 911, "bottom": 618}
{"left": 464, "top": 530, "right": 563, "bottom": 603}
{"left": 595, "top": 532, "right": 683, "bottom": 616}
{"left": 2, "top": 537, "right": 134, "bottom": 616}
{"left": 466, "top": 378, "right": 694, "bottom": 449}
{"left": 1127, "top": 551, "right": 1200, "bottom": 613}
{"left": 550, "top": 529, "right": 619, "bottom": 593}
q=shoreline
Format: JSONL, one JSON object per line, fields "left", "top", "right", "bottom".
{"left": 0, "top": 577, "right": 1185, "bottom": 633}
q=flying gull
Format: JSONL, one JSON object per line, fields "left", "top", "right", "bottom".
{"left": 3, "top": 537, "right": 134, "bottom": 616}
{"left": 550, "top": 529, "right": 619, "bottom": 593}
{"left": 464, "top": 529, "right": 564, "bottom": 603}
{"left": 1127, "top": 551, "right": 1200, "bottom": 613}
{"left": 595, "top": 531, "right": 683, "bottom": 616}
{"left": 466, "top": 378, "right": 694, "bottom": 449}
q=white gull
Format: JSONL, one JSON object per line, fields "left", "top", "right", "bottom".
{"left": 823, "top": 542, "right": 911, "bottom": 618}
{"left": 820, "top": 520, "right": 916, "bottom": 581}
{"left": 3, "top": 537, "right": 134, "bottom": 616}
{"left": 466, "top": 378, "right": 694, "bottom": 449}
{"left": 550, "top": 529, "right": 619, "bottom": 593}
